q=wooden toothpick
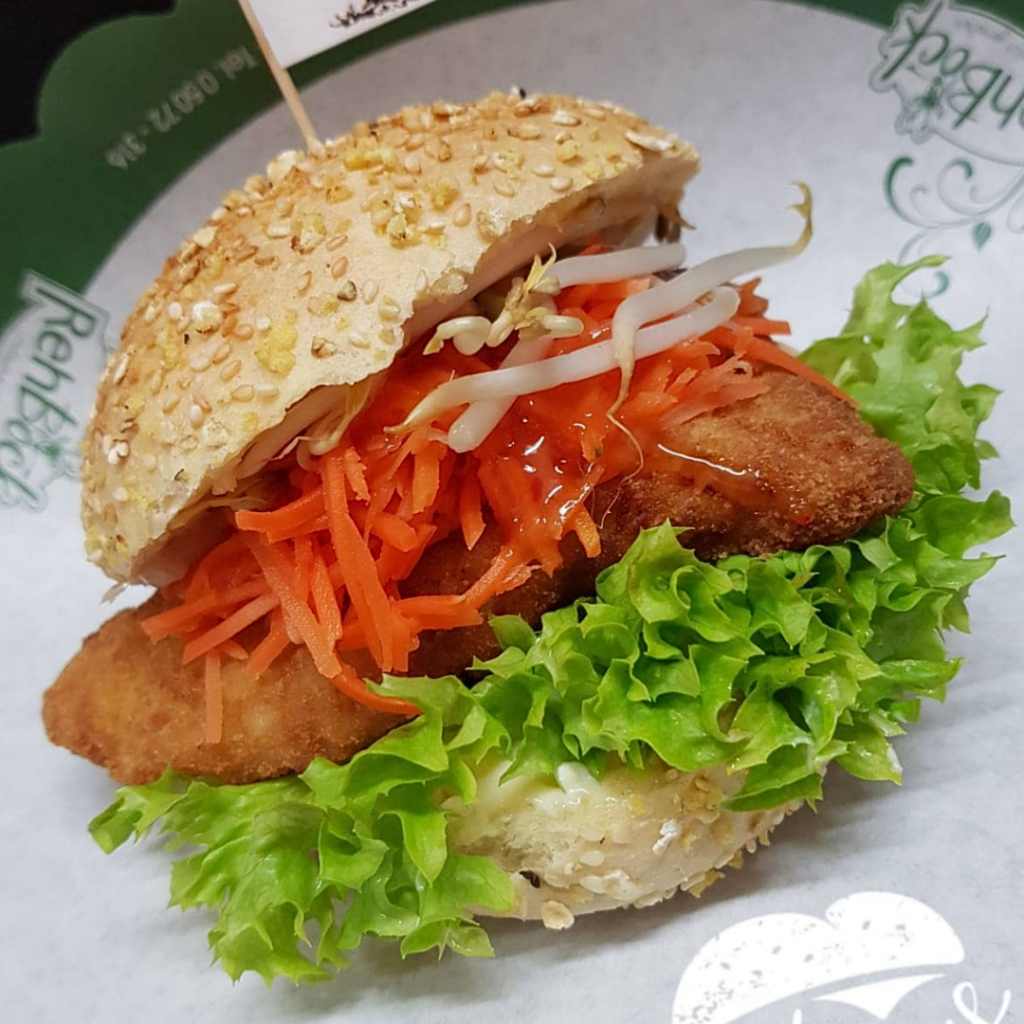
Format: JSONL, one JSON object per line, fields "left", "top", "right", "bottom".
{"left": 236, "top": 0, "right": 319, "bottom": 148}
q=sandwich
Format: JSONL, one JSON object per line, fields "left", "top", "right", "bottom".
{"left": 42, "top": 91, "right": 1009, "bottom": 983}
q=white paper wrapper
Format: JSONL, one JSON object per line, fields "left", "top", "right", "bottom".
{"left": 1, "top": 0, "right": 1021, "bottom": 1020}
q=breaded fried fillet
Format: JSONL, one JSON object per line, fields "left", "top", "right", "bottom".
{"left": 44, "top": 371, "right": 912, "bottom": 785}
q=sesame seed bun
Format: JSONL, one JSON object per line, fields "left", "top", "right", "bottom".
{"left": 81, "top": 91, "right": 699, "bottom": 584}
{"left": 448, "top": 761, "right": 798, "bottom": 926}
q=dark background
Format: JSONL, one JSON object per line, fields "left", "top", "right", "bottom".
{"left": 1, "top": 0, "right": 174, "bottom": 145}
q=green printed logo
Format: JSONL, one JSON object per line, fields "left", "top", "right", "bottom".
{"left": 871, "top": 0, "right": 1024, "bottom": 290}
{"left": 0, "top": 274, "right": 109, "bottom": 512}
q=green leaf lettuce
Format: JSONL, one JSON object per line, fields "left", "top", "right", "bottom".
{"left": 90, "top": 259, "right": 1011, "bottom": 984}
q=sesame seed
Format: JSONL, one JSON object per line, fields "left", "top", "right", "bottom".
{"left": 584, "top": 106, "right": 607, "bottom": 120}
{"left": 336, "top": 279, "right": 358, "bottom": 301}
{"left": 347, "top": 330, "right": 370, "bottom": 349}
{"left": 188, "top": 353, "right": 211, "bottom": 373}
{"left": 255, "top": 383, "right": 279, "bottom": 398}
{"left": 423, "top": 217, "right": 445, "bottom": 234}
{"left": 112, "top": 487, "right": 129, "bottom": 503}
{"left": 112, "top": 354, "right": 129, "bottom": 385}
{"left": 211, "top": 341, "right": 232, "bottom": 364}
{"left": 362, "top": 279, "right": 379, "bottom": 302}
{"left": 551, "top": 109, "right": 581, "bottom": 127}
{"left": 533, "top": 163, "right": 555, "bottom": 178}
{"left": 311, "top": 336, "right": 336, "bottom": 358}
{"left": 236, "top": 244, "right": 257, "bottom": 262}
{"left": 436, "top": 139, "right": 452, "bottom": 162}
{"left": 510, "top": 123, "right": 541, "bottom": 140}
{"left": 393, "top": 174, "right": 416, "bottom": 190}
{"left": 557, "top": 140, "right": 580, "bottom": 163}
{"left": 231, "top": 384, "right": 255, "bottom": 402}
{"left": 297, "top": 270, "right": 312, "bottom": 295}
{"left": 326, "top": 233, "right": 348, "bottom": 251}
{"left": 142, "top": 453, "right": 157, "bottom": 470}
{"left": 107, "top": 441, "right": 129, "bottom": 465}
{"left": 234, "top": 323, "right": 254, "bottom": 340}
{"left": 266, "top": 222, "right": 290, "bottom": 238}
{"left": 406, "top": 132, "right": 424, "bottom": 150}
{"left": 403, "top": 155, "right": 421, "bottom": 174}
{"left": 220, "top": 360, "right": 242, "bottom": 382}
{"left": 494, "top": 179, "right": 515, "bottom": 198}
{"left": 625, "top": 129, "right": 674, "bottom": 152}
{"left": 555, "top": 130, "right": 572, "bottom": 144}
{"left": 190, "top": 300, "right": 223, "bottom": 333}
{"left": 453, "top": 203, "right": 471, "bottom": 227}
{"left": 550, "top": 176, "right": 573, "bottom": 193}
{"left": 148, "top": 370, "right": 164, "bottom": 395}
{"left": 472, "top": 153, "right": 490, "bottom": 173}
{"left": 378, "top": 295, "right": 400, "bottom": 321}
{"left": 213, "top": 282, "right": 238, "bottom": 297}
{"left": 193, "top": 224, "right": 217, "bottom": 248}
{"left": 167, "top": 301, "right": 183, "bottom": 320}
{"left": 143, "top": 302, "right": 159, "bottom": 325}
{"left": 255, "top": 316, "right": 272, "bottom": 332}
{"left": 189, "top": 403, "right": 205, "bottom": 428}
{"left": 415, "top": 269, "right": 428, "bottom": 295}
{"left": 162, "top": 393, "right": 181, "bottom": 414}
{"left": 331, "top": 256, "right": 350, "bottom": 279}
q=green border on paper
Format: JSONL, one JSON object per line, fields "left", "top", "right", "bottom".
{"left": 0, "top": 0, "right": 1021, "bottom": 336}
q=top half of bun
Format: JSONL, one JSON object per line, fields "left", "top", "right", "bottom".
{"left": 82, "top": 91, "right": 699, "bottom": 584}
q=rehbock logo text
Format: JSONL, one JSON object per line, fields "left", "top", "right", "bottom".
{"left": 0, "top": 273, "right": 109, "bottom": 512}
{"left": 870, "top": 1, "right": 1024, "bottom": 286}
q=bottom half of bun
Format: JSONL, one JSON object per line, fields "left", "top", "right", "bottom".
{"left": 447, "top": 759, "right": 801, "bottom": 928}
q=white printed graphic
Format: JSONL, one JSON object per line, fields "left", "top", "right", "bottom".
{"left": 672, "top": 892, "right": 966, "bottom": 1023}
{"left": 246, "top": 0, "right": 443, "bottom": 67}
{"left": 871, "top": 0, "right": 1024, "bottom": 291}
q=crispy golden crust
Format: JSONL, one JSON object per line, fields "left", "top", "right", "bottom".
{"left": 82, "top": 92, "right": 698, "bottom": 583}
{"left": 46, "top": 371, "right": 912, "bottom": 785}
{"left": 43, "top": 599, "right": 402, "bottom": 785}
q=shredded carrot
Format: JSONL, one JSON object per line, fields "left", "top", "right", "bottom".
{"left": 219, "top": 639, "right": 249, "bottom": 660}
{"left": 310, "top": 548, "right": 343, "bottom": 646}
{"left": 141, "top": 578, "right": 266, "bottom": 640}
{"left": 572, "top": 506, "right": 601, "bottom": 559}
{"left": 459, "top": 472, "right": 485, "bottom": 551}
{"left": 235, "top": 489, "right": 324, "bottom": 535}
{"left": 245, "top": 535, "right": 342, "bottom": 677}
{"left": 368, "top": 512, "right": 419, "bottom": 552}
{"left": 323, "top": 452, "right": 395, "bottom": 670}
{"left": 154, "top": 270, "right": 823, "bottom": 733}
{"left": 331, "top": 662, "right": 420, "bottom": 716}
{"left": 342, "top": 447, "right": 370, "bottom": 502}
{"left": 248, "top": 610, "right": 290, "bottom": 676}
{"left": 182, "top": 592, "right": 279, "bottom": 664}
{"left": 204, "top": 652, "right": 223, "bottom": 745}
{"left": 719, "top": 332, "right": 854, "bottom": 404}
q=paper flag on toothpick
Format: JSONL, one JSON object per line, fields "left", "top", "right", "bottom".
{"left": 246, "top": 0, "right": 445, "bottom": 68}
